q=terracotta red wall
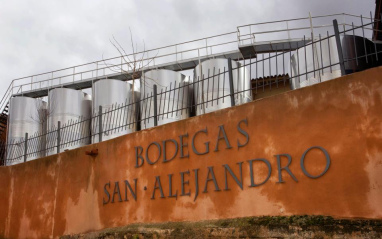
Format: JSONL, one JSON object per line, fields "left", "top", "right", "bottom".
{"left": 0, "top": 67, "right": 381, "bottom": 239}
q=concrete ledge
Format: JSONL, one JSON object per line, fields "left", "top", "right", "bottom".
{"left": 61, "top": 215, "right": 382, "bottom": 239}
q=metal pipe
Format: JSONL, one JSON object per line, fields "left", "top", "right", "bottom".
{"left": 98, "top": 106, "right": 102, "bottom": 142}
{"left": 153, "top": 85, "right": 158, "bottom": 127}
{"left": 24, "top": 133, "right": 28, "bottom": 162}
{"left": 228, "top": 58, "right": 235, "bottom": 107}
{"left": 333, "top": 19, "right": 346, "bottom": 75}
{"left": 57, "top": 121, "right": 60, "bottom": 154}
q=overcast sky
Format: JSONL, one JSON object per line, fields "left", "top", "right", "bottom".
{"left": 0, "top": 0, "right": 375, "bottom": 98}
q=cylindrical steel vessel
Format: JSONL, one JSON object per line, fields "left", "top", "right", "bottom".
{"left": 140, "top": 69, "right": 189, "bottom": 129}
{"left": 194, "top": 59, "right": 252, "bottom": 115}
{"left": 290, "top": 36, "right": 342, "bottom": 89}
{"left": 47, "top": 88, "right": 91, "bottom": 155}
{"left": 6, "top": 96, "right": 47, "bottom": 165}
{"left": 92, "top": 79, "right": 137, "bottom": 143}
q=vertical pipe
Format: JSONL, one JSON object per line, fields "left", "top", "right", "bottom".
{"left": 207, "top": 69, "right": 210, "bottom": 107}
{"left": 145, "top": 93, "right": 150, "bottom": 126}
{"left": 275, "top": 46, "right": 278, "bottom": 88}
{"left": 352, "top": 22, "right": 359, "bottom": 68}
{"left": 296, "top": 41, "right": 301, "bottom": 86}
{"left": 262, "top": 55, "right": 265, "bottom": 92}
{"left": 289, "top": 42, "right": 292, "bottom": 89}
{"left": 96, "top": 62, "right": 98, "bottom": 79}
{"left": 216, "top": 68, "right": 220, "bottom": 105}
{"left": 319, "top": 34, "right": 324, "bottom": 75}
{"left": 211, "top": 68, "right": 215, "bottom": 107}
{"left": 57, "top": 121, "right": 61, "bottom": 154}
{"left": 304, "top": 36, "right": 308, "bottom": 82}
{"left": 255, "top": 56, "right": 258, "bottom": 94}
{"left": 227, "top": 58, "right": 235, "bottom": 107}
{"left": 282, "top": 50, "right": 286, "bottom": 86}
{"left": 309, "top": 12, "right": 314, "bottom": 40}
{"left": 222, "top": 68, "right": 225, "bottom": 103}
{"left": 327, "top": 31, "right": 333, "bottom": 73}
{"left": 98, "top": 106, "right": 102, "bottom": 142}
{"left": 24, "top": 133, "right": 28, "bottom": 162}
{"left": 161, "top": 88, "right": 165, "bottom": 120}
{"left": 153, "top": 85, "right": 158, "bottom": 126}
{"left": 168, "top": 83, "right": 173, "bottom": 117}
{"left": 269, "top": 52, "right": 271, "bottom": 90}
{"left": 312, "top": 39, "right": 316, "bottom": 78}
{"left": 205, "top": 39, "right": 208, "bottom": 56}
{"left": 360, "top": 16, "right": 369, "bottom": 64}
{"left": 250, "top": 56, "right": 253, "bottom": 94}
{"left": 370, "top": 11, "right": 378, "bottom": 61}
{"left": 176, "top": 81, "right": 180, "bottom": 116}
{"left": 333, "top": 19, "right": 346, "bottom": 75}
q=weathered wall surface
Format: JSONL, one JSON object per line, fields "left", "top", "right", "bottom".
{"left": 0, "top": 67, "right": 381, "bottom": 239}
{"left": 61, "top": 216, "right": 382, "bottom": 239}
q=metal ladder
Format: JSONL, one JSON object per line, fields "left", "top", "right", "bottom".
{"left": 0, "top": 102, "right": 9, "bottom": 165}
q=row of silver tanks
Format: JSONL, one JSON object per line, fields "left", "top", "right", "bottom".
{"left": 6, "top": 59, "right": 252, "bottom": 165}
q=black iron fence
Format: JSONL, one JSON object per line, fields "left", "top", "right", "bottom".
{"left": 2, "top": 17, "right": 382, "bottom": 166}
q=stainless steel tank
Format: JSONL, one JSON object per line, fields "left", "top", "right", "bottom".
{"left": 140, "top": 69, "right": 189, "bottom": 129}
{"left": 92, "top": 79, "right": 137, "bottom": 143}
{"left": 47, "top": 88, "right": 91, "bottom": 155}
{"left": 6, "top": 96, "right": 47, "bottom": 165}
{"left": 194, "top": 59, "right": 252, "bottom": 115}
{"left": 290, "top": 36, "right": 342, "bottom": 89}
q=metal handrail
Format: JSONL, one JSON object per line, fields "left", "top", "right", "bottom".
{"left": 8, "top": 40, "right": 239, "bottom": 94}
{"left": 7, "top": 37, "right": 238, "bottom": 87}
{"left": 236, "top": 13, "right": 372, "bottom": 30}
{"left": 8, "top": 31, "right": 237, "bottom": 83}
{"left": 237, "top": 13, "right": 375, "bottom": 45}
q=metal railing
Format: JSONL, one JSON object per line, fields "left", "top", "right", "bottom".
{"left": 2, "top": 16, "right": 382, "bottom": 166}
{"left": 0, "top": 31, "right": 238, "bottom": 114}
{"left": 0, "top": 13, "right": 377, "bottom": 116}
{"left": 237, "top": 13, "right": 375, "bottom": 46}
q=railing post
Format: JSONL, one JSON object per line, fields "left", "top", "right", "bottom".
{"left": 57, "top": 121, "right": 61, "bottom": 154}
{"left": 153, "top": 84, "right": 158, "bottom": 126}
{"left": 96, "top": 62, "right": 98, "bottom": 79}
{"left": 24, "top": 133, "right": 28, "bottom": 162}
{"left": 333, "top": 19, "right": 346, "bottom": 76}
{"left": 205, "top": 39, "right": 208, "bottom": 56}
{"left": 227, "top": 58, "right": 235, "bottom": 107}
{"left": 98, "top": 105, "right": 103, "bottom": 142}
